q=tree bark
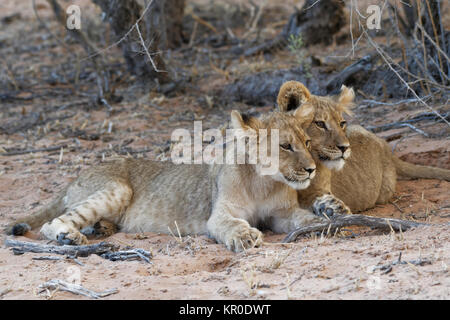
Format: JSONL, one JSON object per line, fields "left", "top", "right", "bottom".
{"left": 92, "top": 0, "right": 185, "bottom": 83}
{"left": 400, "top": 0, "right": 448, "bottom": 83}
{"left": 161, "top": 0, "right": 185, "bottom": 49}
{"left": 245, "top": 0, "right": 346, "bottom": 56}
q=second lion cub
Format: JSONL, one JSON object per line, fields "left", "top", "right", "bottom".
{"left": 7, "top": 108, "right": 323, "bottom": 252}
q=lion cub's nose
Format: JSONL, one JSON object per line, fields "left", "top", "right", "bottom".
{"left": 338, "top": 145, "right": 349, "bottom": 153}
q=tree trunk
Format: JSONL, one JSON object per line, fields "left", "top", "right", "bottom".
{"left": 401, "top": 0, "right": 448, "bottom": 84}
{"left": 420, "top": 0, "right": 448, "bottom": 81}
{"left": 162, "top": 0, "right": 185, "bottom": 49}
{"left": 244, "top": 0, "right": 346, "bottom": 56}
{"left": 93, "top": 0, "right": 185, "bottom": 83}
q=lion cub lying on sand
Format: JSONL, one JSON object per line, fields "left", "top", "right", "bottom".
{"left": 7, "top": 108, "right": 323, "bottom": 252}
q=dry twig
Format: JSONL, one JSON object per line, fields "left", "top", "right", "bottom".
{"left": 364, "top": 30, "right": 450, "bottom": 127}
{"left": 1, "top": 144, "right": 68, "bottom": 156}
{"left": 135, "top": 23, "right": 164, "bottom": 73}
{"left": 38, "top": 279, "right": 118, "bottom": 299}
{"left": 371, "top": 252, "right": 432, "bottom": 274}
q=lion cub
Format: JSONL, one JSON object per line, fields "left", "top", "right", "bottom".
{"left": 7, "top": 108, "right": 323, "bottom": 252}
{"left": 278, "top": 81, "right": 450, "bottom": 213}
{"left": 278, "top": 81, "right": 355, "bottom": 217}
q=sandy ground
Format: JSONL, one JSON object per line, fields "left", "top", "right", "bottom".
{"left": 1, "top": 224, "right": 449, "bottom": 300}
{"left": 0, "top": 0, "right": 449, "bottom": 300}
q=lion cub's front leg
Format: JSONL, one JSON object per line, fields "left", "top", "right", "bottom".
{"left": 41, "top": 183, "right": 132, "bottom": 245}
{"left": 312, "top": 194, "right": 351, "bottom": 218}
{"left": 207, "top": 203, "right": 263, "bottom": 252}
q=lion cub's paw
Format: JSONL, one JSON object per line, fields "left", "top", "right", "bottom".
{"left": 312, "top": 194, "right": 351, "bottom": 218}
{"left": 56, "top": 231, "right": 89, "bottom": 245}
{"left": 93, "top": 220, "right": 117, "bottom": 237}
{"left": 40, "top": 220, "right": 88, "bottom": 245}
{"left": 224, "top": 222, "right": 263, "bottom": 252}
{"left": 81, "top": 220, "right": 117, "bottom": 239}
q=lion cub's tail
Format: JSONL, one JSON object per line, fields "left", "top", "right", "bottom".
{"left": 393, "top": 157, "right": 450, "bottom": 181}
{"left": 4, "top": 190, "right": 67, "bottom": 236}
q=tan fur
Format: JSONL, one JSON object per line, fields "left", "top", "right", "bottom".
{"left": 331, "top": 125, "right": 450, "bottom": 212}
{"left": 278, "top": 81, "right": 450, "bottom": 213}
{"left": 6, "top": 110, "right": 325, "bottom": 252}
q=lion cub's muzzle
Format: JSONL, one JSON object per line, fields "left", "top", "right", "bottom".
{"left": 318, "top": 144, "right": 350, "bottom": 171}
{"left": 283, "top": 166, "right": 316, "bottom": 184}
{"left": 319, "top": 145, "right": 351, "bottom": 161}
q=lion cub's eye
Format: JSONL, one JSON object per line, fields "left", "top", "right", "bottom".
{"left": 280, "top": 143, "right": 293, "bottom": 151}
{"left": 305, "top": 140, "right": 312, "bottom": 149}
{"left": 315, "top": 121, "right": 326, "bottom": 129}
{"left": 340, "top": 121, "right": 347, "bottom": 128}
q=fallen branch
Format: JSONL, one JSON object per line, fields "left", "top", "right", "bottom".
{"left": 326, "top": 54, "right": 377, "bottom": 92}
{"left": 0, "top": 92, "right": 38, "bottom": 102}
{"left": 366, "top": 112, "right": 449, "bottom": 133}
{"left": 398, "top": 123, "right": 430, "bottom": 137}
{"left": 358, "top": 96, "right": 435, "bottom": 111}
{"left": 1, "top": 144, "right": 68, "bottom": 156}
{"left": 38, "top": 279, "right": 118, "bottom": 299}
{"left": 32, "top": 255, "right": 85, "bottom": 266}
{"left": 4, "top": 238, "right": 152, "bottom": 263}
{"left": 283, "top": 213, "right": 427, "bottom": 243}
{"left": 101, "top": 248, "right": 152, "bottom": 263}
{"left": 32, "top": 256, "right": 63, "bottom": 261}
{"left": 5, "top": 239, "right": 116, "bottom": 257}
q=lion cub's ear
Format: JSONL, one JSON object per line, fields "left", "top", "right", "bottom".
{"left": 230, "top": 110, "right": 261, "bottom": 130}
{"left": 293, "top": 104, "right": 314, "bottom": 126}
{"left": 277, "top": 81, "right": 311, "bottom": 112}
{"left": 337, "top": 85, "right": 355, "bottom": 115}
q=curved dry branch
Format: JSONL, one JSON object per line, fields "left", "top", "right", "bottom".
{"left": 283, "top": 214, "right": 428, "bottom": 243}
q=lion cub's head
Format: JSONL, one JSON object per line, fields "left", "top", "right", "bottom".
{"left": 277, "top": 81, "right": 355, "bottom": 171}
{"left": 230, "top": 107, "right": 316, "bottom": 190}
